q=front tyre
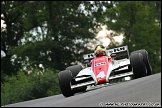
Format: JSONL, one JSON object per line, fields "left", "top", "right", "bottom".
{"left": 66, "top": 65, "right": 83, "bottom": 77}
{"left": 66, "top": 65, "right": 87, "bottom": 93}
{"left": 130, "top": 53, "right": 147, "bottom": 79}
{"left": 58, "top": 70, "right": 74, "bottom": 97}
{"left": 131, "top": 49, "right": 152, "bottom": 75}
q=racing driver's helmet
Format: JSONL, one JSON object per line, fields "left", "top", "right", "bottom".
{"left": 94, "top": 45, "right": 106, "bottom": 57}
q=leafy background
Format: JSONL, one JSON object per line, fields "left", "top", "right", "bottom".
{"left": 1, "top": 1, "right": 161, "bottom": 105}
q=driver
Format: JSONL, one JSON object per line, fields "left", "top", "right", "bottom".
{"left": 94, "top": 45, "right": 106, "bottom": 57}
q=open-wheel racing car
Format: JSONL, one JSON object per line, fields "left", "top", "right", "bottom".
{"left": 58, "top": 45, "right": 152, "bottom": 97}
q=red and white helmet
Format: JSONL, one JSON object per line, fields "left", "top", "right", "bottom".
{"left": 94, "top": 45, "right": 106, "bottom": 57}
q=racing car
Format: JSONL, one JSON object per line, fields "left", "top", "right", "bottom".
{"left": 58, "top": 45, "right": 152, "bottom": 97}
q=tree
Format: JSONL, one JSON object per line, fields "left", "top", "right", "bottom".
{"left": 101, "top": 1, "right": 161, "bottom": 73}
{"left": 1, "top": 1, "right": 28, "bottom": 76}
{"left": 1, "top": 1, "right": 105, "bottom": 77}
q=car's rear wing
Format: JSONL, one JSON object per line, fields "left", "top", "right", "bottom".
{"left": 83, "top": 45, "right": 129, "bottom": 61}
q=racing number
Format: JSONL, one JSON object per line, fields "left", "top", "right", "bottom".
{"left": 97, "top": 71, "right": 105, "bottom": 79}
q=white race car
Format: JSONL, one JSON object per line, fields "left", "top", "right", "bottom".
{"left": 58, "top": 45, "right": 152, "bottom": 97}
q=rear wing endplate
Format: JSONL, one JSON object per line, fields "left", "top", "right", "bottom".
{"left": 83, "top": 45, "right": 129, "bottom": 60}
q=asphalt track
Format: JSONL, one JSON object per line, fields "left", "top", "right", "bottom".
{"left": 2, "top": 73, "right": 161, "bottom": 107}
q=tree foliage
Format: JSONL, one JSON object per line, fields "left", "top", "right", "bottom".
{"left": 1, "top": 68, "right": 60, "bottom": 106}
{"left": 101, "top": 1, "right": 161, "bottom": 73}
{"left": 1, "top": 1, "right": 102, "bottom": 76}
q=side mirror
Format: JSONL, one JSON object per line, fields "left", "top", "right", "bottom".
{"left": 111, "top": 54, "right": 116, "bottom": 58}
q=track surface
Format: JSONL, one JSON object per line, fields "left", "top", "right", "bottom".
{"left": 2, "top": 73, "right": 161, "bottom": 107}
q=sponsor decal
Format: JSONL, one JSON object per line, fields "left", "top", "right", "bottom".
{"left": 107, "top": 46, "right": 126, "bottom": 53}
{"left": 95, "top": 62, "right": 106, "bottom": 67}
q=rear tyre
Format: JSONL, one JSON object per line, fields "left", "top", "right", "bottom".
{"left": 130, "top": 53, "right": 147, "bottom": 79}
{"left": 58, "top": 70, "right": 74, "bottom": 97}
{"left": 66, "top": 65, "right": 83, "bottom": 77}
{"left": 131, "top": 49, "right": 152, "bottom": 75}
